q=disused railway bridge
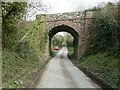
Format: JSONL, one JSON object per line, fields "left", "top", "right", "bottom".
{"left": 37, "top": 10, "right": 93, "bottom": 59}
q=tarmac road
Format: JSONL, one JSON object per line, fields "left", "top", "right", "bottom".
{"left": 37, "top": 47, "right": 101, "bottom": 89}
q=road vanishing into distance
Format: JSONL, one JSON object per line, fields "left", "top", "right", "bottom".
{"left": 37, "top": 47, "right": 101, "bottom": 89}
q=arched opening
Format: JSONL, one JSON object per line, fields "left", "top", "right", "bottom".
{"left": 49, "top": 25, "right": 79, "bottom": 59}
{"left": 51, "top": 32, "right": 74, "bottom": 56}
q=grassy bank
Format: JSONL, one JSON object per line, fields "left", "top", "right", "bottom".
{"left": 77, "top": 53, "right": 119, "bottom": 88}
{"left": 2, "top": 48, "right": 49, "bottom": 88}
{"left": 51, "top": 50, "right": 59, "bottom": 57}
{"left": 2, "top": 7, "right": 49, "bottom": 88}
{"left": 67, "top": 46, "right": 74, "bottom": 57}
{"left": 65, "top": 47, "right": 119, "bottom": 88}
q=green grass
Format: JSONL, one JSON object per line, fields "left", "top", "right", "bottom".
{"left": 2, "top": 48, "right": 48, "bottom": 88}
{"left": 67, "top": 46, "right": 74, "bottom": 57}
{"left": 77, "top": 53, "right": 119, "bottom": 88}
{"left": 51, "top": 50, "right": 59, "bottom": 56}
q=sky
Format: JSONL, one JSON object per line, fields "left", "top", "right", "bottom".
{"left": 40, "top": 0, "right": 118, "bottom": 13}
{"left": 27, "top": 0, "right": 119, "bottom": 21}
{"left": 27, "top": 0, "right": 119, "bottom": 36}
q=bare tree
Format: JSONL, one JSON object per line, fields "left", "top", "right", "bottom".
{"left": 25, "top": 2, "right": 51, "bottom": 21}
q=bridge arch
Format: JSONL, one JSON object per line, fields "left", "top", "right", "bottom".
{"left": 49, "top": 24, "right": 79, "bottom": 59}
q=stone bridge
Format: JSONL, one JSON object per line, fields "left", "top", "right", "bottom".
{"left": 37, "top": 10, "right": 93, "bottom": 59}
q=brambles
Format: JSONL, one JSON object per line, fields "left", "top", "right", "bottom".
{"left": 2, "top": 2, "right": 49, "bottom": 88}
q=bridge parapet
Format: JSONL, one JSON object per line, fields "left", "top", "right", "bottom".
{"left": 47, "top": 12, "right": 84, "bottom": 21}
{"left": 45, "top": 12, "right": 85, "bottom": 34}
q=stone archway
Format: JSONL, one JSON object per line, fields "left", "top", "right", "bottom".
{"left": 49, "top": 24, "right": 79, "bottom": 59}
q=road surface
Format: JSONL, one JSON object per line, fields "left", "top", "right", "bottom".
{"left": 37, "top": 47, "right": 101, "bottom": 88}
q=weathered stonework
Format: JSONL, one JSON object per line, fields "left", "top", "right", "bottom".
{"left": 37, "top": 10, "right": 93, "bottom": 59}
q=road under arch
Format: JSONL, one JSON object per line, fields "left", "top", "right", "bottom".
{"left": 49, "top": 25, "right": 79, "bottom": 59}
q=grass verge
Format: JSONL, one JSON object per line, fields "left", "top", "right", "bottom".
{"left": 51, "top": 49, "right": 60, "bottom": 57}
{"left": 67, "top": 46, "right": 74, "bottom": 58}
{"left": 2, "top": 48, "right": 49, "bottom": 88}
{"left": 77, "top": 53, "right": 119, "bottom": 88}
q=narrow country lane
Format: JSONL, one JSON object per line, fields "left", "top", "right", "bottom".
{"left": 37, "top": 47, "right": 101, "bottom": 88}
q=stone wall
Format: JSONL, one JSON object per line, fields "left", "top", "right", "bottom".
{"left": 37, "top": 10, "right": 93, "bottom": 59}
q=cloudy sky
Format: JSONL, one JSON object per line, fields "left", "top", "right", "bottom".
{"left": 40, "top": 0, "right": 118, "bottom": 13}
{"left": 27, "top": 0, "right": 119, "bottom": 35}
{"left": 27, "top": 0, "right": 119, "bottom": 20}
